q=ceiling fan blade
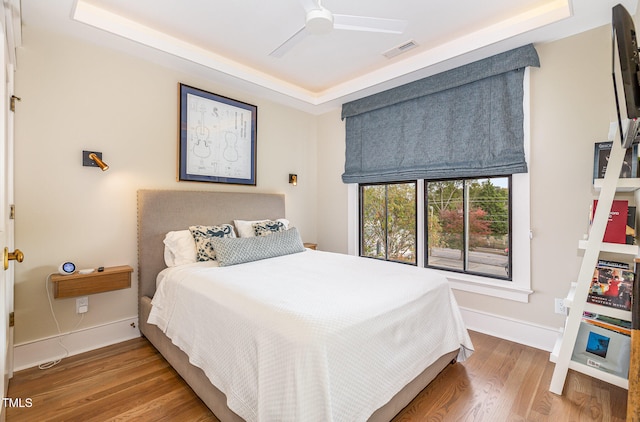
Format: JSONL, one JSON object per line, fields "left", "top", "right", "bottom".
{"left": 333, "top": 14, "right": 407, "bottom": 34}
{"left": 269, "top": 26, "right": 308, "bottom": 58}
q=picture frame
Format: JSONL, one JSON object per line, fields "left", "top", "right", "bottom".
{"left": 178, "top": 83, "right": 257, "bottom": 185}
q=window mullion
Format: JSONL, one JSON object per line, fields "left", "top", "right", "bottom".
{"left": 463, "top": 181, "right": 469, "bottom": 271}
{"left": 417, "top": 180, "right": 425, "bottom": 268}
{"left": 384, "top": 185, "right": 389, "bottom": 261}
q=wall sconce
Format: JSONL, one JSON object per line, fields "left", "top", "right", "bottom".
{"left": 289, "top": 174, "right": 297, "bottom": 186}
{"left": 83, "top": 151, "right": 109, "bottom": 171}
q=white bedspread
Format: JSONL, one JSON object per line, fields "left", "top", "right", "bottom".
{"left": 148, "top": 249, "right": 473, "bottom": 422}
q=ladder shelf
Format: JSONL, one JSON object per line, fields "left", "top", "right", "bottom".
{"left": 549, "top": 130, "right": 635, "bottom": 395}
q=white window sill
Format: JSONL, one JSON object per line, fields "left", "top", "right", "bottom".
{"left": 438, "top": 270, "right": 533, "bottom": 303}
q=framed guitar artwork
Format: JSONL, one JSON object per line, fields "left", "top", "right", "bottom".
{"left": 178, "top": 83, "right": 257, "bottom": 185}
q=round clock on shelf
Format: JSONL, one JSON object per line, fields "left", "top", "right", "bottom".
{"left": 57, "top": 261, "right": 76, "bottom": 275}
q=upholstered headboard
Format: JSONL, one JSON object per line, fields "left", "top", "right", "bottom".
{"left": 137, "top": 190, "right": 285, "bottom": 301}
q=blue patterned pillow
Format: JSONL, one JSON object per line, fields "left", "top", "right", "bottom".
{"left": 211, "top": 227, "right": 305, "bottom": 267}
{"left": 189, "top": 224, "right": 236, "bottom": 261}
{"left": 252, "top": 220, "right": 286, "bottom": 237}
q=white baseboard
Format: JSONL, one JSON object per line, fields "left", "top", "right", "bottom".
{"left": 459, "top": 306, "right": 560, "bottom": 352}
{"left": 12, "top": 316, "right": 140, "bottom": 372}
{"left": 11, "top": 310, "right": 558, "bottom": 372}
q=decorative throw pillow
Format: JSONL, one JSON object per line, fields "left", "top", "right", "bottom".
{"left": 252, "top": 220, "right": 286, "bottom": 237}
{"left": 188, "top": 224, "right": 236, "bottom": 262}
{"left": 211, "top": 227, "right": 305, "bottom": 267}
{"left": 234, "top": 218, "right": 289, "bottom": 237}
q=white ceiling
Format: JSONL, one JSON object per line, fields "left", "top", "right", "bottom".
{"left": 20, "top": 0, "right": 639, "bottom": 113}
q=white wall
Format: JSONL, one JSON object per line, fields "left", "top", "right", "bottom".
{"left": 13, "top": 27, "right": 318, "bottom": 346}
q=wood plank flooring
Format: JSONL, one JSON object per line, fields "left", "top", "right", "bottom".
{"left": 6, "top": 330, "right": 628, "bottom": 421}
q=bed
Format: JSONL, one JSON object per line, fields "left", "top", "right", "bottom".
{"left": 137, "top": 189, "right": 473, "bottom": 421}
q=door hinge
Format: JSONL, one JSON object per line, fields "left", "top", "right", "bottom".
{"left": 9, "top": 312, "right": 14, "bottom": 327}
{"left": 9, "top": 204, "right": 14, "bottom": 220}
{"left": 9, "top": 95, "right": 20, "bottom": 112}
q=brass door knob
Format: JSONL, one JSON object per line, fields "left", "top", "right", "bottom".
{"left": 4, "top": 247, "right": 24, "bottom": 270}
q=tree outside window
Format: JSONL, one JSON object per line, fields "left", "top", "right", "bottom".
{"left": 426, "top": 177, "right": 511, "bottom": 279}
{"left": 360, "top": 182, "right": 416, "bottom": 265}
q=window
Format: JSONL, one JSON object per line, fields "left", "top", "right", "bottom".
{"left": 360, "top": 182, "right": 416, "bottom": 264}
{"left": 359, "top": 176, "right": 511, "bottom": 280}
{"left": 426, "top": 177, "right": 511, "bottom": 280}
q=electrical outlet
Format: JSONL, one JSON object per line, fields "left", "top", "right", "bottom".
{"left": 76, "top": 296, "right": 88, "bottom": 314}
{"left": 554, "top": 298, "right": 567, "bottom": 315}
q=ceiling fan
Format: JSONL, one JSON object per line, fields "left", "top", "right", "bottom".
{"left": 269, "top": 0, "right": 408, "bottom": 58}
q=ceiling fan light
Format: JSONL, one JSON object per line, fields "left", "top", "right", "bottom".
{"left": 306, "top": 9, "right": 334, "bottom": 34}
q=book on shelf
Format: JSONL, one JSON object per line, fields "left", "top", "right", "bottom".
{"left": 582, "top": 311, "right": 631, "bottom": 336}
{"left": 587, "top": 266, "right": 634, "bottom": 311}
{"left": 597, "top": 259, "right": 630, "bottom": 269}
{"left": 590, "top": 199, "right": 629, "bottom": 244}
{"left": 627, "top": 206, "right": 636, "bottom": 245}
{"left": 593, "top": 141, "right": 639, "bottom": 179}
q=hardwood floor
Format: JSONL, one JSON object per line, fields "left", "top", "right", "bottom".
{"left": 6, "top": 330, "right": 628, "bottom": 421}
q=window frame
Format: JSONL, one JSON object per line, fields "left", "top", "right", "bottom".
{"left": 359, "top": 181, "right": 418, "bottom": 265}
{"left": 424, "top": 176, "right": 512, "bottom": 281}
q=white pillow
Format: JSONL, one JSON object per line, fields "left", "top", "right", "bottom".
{"left": 163, "top": 230, "right": 197, "bottom": 267}
{"left": 234, "top": 218, "right": 290, "bottom": 238}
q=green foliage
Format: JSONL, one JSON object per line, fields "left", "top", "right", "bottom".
{"left": 387, "top": 184, "right": 416, "bottom": 262}
{"left": 362, "top": 185, "right": 386, "bottom": 258}
{"left": 362, "top": 178, "right": 509, "bottom": 264}
{"left": 427, "top": 180, "right": 463, "bottom": 216}
{"left": 468, "top": 179, "right": 509, "bottom": 235}
{"left": 361, "top": 183, "right": 416, "bottom": 263}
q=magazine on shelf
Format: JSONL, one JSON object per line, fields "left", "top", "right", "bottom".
{"left": 590, "top": 200, "right": 629, "bottom": 244}
{"left": 593, "top": 141, "right": 639, "bottom": 179}
{"left": 587, "top": 266, "right": 634, "bottom": 311}
{"left": 572, "top": 321, "right": 631, "bottom": 378}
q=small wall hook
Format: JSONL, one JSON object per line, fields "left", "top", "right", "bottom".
{"left": 10, "top": 95, "right": 20, "bottom": 112}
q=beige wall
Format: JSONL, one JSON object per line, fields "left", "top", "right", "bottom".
{"left": 14, "top": 18, "right": 626, "bottom": 347}
{"left": 524, "top": 24, "right": 618, "bottom": 327}
{"left": 316, "top": 23, "right": 623, "bottom": 330}
{"left": 316, "top": 109, "right": 348, "bottom": 254}
{"left": 13, "top": 28, "right": 318, "bottom": 344}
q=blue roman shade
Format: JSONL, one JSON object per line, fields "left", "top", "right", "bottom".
{"left": 341, "top": 44, "right": 540, "bottom": 184}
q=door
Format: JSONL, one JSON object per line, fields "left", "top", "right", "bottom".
{"left": 0, "top": 1, "right": 20, "bottom": 418}
{"left": 0, "top": 26, "right": 8, "bottom": 420}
